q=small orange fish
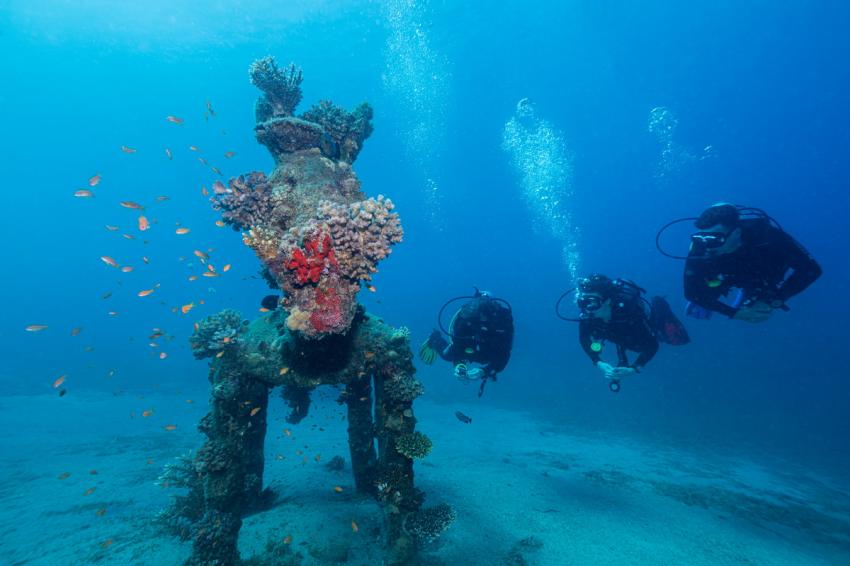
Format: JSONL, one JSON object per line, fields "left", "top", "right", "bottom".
{"left": 101, "top": 539, "right": 113, "bottom": 549}
{"left": 156, "top": 195, "right": 170, "bottom": 202}
{"left": 223, "top": 264, "right": 231, "bottom": 272}
{"left": 202, "top": 272, "right": 220, "bottom": 278}
{"left": 58, "top": 472, "right": 71, "bottom": 480}
{"left": 120, "top": 201, "right": 144, "bottom": 210}
{"left": 163, "top": 424, "right": 177, "bottom": 431}
{"left": 364, "top": 352, "right": 375, "bottom": 359}
{"left": 215, "top": 220, "right": 226, "bottom": 227}
{"left": 351, "top": 520, "right": 359, "bottom": 533}
{"left": 215, "top": 351, "right": 224, "bottom": 358}
{"left": 279, "top": 367, "right": 289, "bottom": 375}
{"left": 224, "top": 151, "right": 236, "bottom": 159}
{"left": 283, "top": 535, "right": 292, "bottom": 545}
{"left": 176, "top": 228, "right": 190, "bottom": 235}
{"left": 71, "top": 327, "right": 82, "bottom": 336}
{"left": 211, "top": 166, "right": 222, "bottom": 176}
{"left": 142, "top": 256, "right": 150, "bottom": 264}
{"left": 105, "top": 225, "right": 119, "bottom": 231}
{"left": 122, "top": 234, "right": 135, "bottom": 240}
{"left": 166, "top": 115, "right": 183, "bottom": 125}
{"left": 314, "top": 454, "right": 321, "bottom": 462}
{"left": 74, "top": 189, "right": 94, "bottom": 198}
{"left": 186, "top": 399, "right": 194, "bottom": 404}
{"left": 188, "top": 275, "right": 198, "bottom": 281}
{"left": 138, "top": 289, "right": 155, "bottom": 297}
{"left": 193, "top": 323, "right": 200, "bottom": 332}
{"left": 207, "top": 264, "right": 215, "bottom": 272}
{"left": 107, "top": 311, "right": 119, "bottom": 316}
{"left": 89, "top": 174, "right": 102, "bottom": 187}
{"left": 121, "top": 266, "right": 134, "bottom": 273}
{"left": 142, "top": 410, "right": 154, "bottom": 417}
{"left": 100, "top": 256, "right": 119, "bottom": 268}
{"left": 333, "top": 486, "right": 344, "bottom": 493}
{"left": 258, "top": 307, "right": 270, "bottom": 313}
{"left": 197, "top": 157, "right": 208, "bottom": 166}
{"left": 284, "top": 429, "right": 292, "bottom": 437}
{"left": 121, "top": 145, "right": 137, "bottom": 154}
{"left": 201, "top": 187, "right": 209, "bottom": 197}
{"left": 212, "top": 181, "right": 228, "bottom": 194}
{"left": 181, "top": 303, "right": 194, "bottom": 314}
{"left": 84, "top": 487, "right": 96, "bottom": 496}
{"left": 193, "top": 250, "right": 209, "bottom": 261}
{"left": 159, "top": 352, "right": 168, "bottom": 359}
{"left": 250, "top": 407, "right": 261, "bottom": 417}
{"left": 53, "top": 375, "right": 67, "bottom": 388}
{"left": 189, "top": 145, "right": 200, "bottom": 152}
{"left": 138, "top": 216, "right": 150, "bottom": 231}
{"left": 165, "top": 148, "right": 173, "bottom": 160}
{"left": 96, "top": 508, "right": 107, "bottom": 517}
{"left": 26, "top": 324, "right": 48, "bottom": 332}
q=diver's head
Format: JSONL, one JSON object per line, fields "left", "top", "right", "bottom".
{"left": 691, "top": 203, "right": 743, "bottom": 256}
{"left": 576, "top": 274, "right": 614, "bottom": 320}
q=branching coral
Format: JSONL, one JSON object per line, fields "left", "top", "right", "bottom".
{"left": 189, "top": 309, "right": 244, "bottom": 359}
{"left": 301, "top": 100, "right": 375, "bottom": 162}
{"left": 318, "top": 196, "right": 403, "bottom": 282}
{"left": 403, "top": 504, "right": 456, "bottom": 545}
{"left": 249, "top": 56, "right": 303, "bottom": 119}
{"left": 212, "top": 172, "right": 275, "bottom": 231}
{"left": 394, "top": 431, "right": 433, "bottom": 459}
{"left": 384, "top": 373, "right": 424, "bottom": 403}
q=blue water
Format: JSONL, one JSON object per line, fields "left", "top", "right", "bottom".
{"left": 2, "top": 1, "right": 849, "bottom": 564}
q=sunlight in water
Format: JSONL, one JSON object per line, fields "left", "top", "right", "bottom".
{"left": 382, "top": 0, "right": 450, "bottom": 232}
{"left": 502, "top": 98, "right": 580, "bottom": 282}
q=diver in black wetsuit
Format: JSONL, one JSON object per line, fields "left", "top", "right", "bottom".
{"left": 683, "top": 203, "right": 822, "bottom": 323}
{"left": 419, "top": 289, "right": 514, "bottom": 397}
{"left": 573, "top": 275, "right": 670, "bottom": 392}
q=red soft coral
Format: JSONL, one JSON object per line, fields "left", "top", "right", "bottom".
{"left": 310, "top": 287, "right": 344, "bottom": 332}
{"left": 285, "top": 233, "right": 338, "bottom": 285}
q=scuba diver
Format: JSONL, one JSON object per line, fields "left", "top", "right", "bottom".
{"left": 419, "top": 288, "right": 514, "bottom": 397}
{"left": 657, "top": 203, "right": 822, "bottom": 323}
{"left": 556, "top": 275, "right": 690, "bottom": 392}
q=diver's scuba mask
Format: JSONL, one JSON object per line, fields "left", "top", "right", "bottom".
{"left": 577, "top": 293, "right": 604, "bottom": 314}
{"left": 690, "top": 231, "right": 730, "bottom": 250}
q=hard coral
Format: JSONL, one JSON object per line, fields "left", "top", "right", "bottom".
{"left": 249, "top": 57, "right": 303, "bottom": 119}
{"left": 394, "top": 431, "right": 433, "bottom": 460}
{"left": 403, "top": 504, "right": 456, "bottom": 545}
{"left": 301, "top": 100, "right": 374, "bottom": 162}
{"left": 212, "top": 172, "right": 274, "bottom": 231}
{"left": 309, "top": 287, "right": 344, "bottom": 333}
{"left": 189, "top": 309, "right": 244, "bottom": 359}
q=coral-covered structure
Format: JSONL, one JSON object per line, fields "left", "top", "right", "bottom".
{"left": 166, "top": 58, "right": 447, "bottom": 566}
{"left": 213, "top": 58, "right": 402, "bottom": 340}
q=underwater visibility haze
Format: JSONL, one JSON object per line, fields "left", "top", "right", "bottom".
{"left": 1, "top": 1, "right": 850, "bottom": 564}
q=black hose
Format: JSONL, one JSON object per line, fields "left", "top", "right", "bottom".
{"left": 554, "top": 288, "right": 582, "bottom": 322}
{"left": 655, "top": 217, "right": 698, "bottom": 260}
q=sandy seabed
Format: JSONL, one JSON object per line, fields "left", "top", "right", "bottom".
{"left": 1, "top": 390, "right": 848, "bottom": 565}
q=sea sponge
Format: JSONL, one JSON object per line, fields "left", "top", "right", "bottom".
{"left": 394, "top": 431, "right": 432, "bottom": 459}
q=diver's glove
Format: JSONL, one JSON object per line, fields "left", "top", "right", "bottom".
{"left": 596, "top": 361, "right": 616, "bottom": 380}
{"left": 611, "top": 366, "right": 637, "bottom": 378}
{"left": 454, "top": 363, "right": 468, "bottom": 379}
{"left": 733, "top": 301, "right": 773, "bottom": 323}
{"left": 419, "top": 330, "right": 445, "bottom": 365}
